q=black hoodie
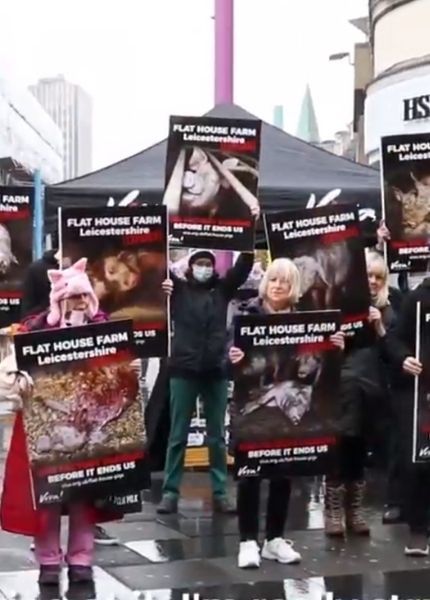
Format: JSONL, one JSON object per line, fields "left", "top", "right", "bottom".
{"left": 21, "top": 250, "right": 59, "bottom": 318}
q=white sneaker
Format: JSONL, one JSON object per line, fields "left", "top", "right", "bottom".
{"left": 238, "top": 540, "right": 261, "bottom": 569}
{"left": 262, "top": 538, "right": 301, "bottom": 564}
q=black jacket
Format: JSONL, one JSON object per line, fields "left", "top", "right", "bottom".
{"left": 21, "top": 251, "right": 58, "bottom": 319}
{"left": 339, "top": 292, "right": 399, "bottom": 442}
{"left": 385, "top": 278, "right": 430, "bottom": 467}
{"left": 386, "top": 278, "right": 430, "bottom": 383}
{"left": 169, "top": 253, "right": 253, "bottom": 377}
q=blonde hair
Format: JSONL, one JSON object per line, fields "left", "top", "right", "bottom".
{"left": 259, "top": 258, "right": 301, "bottom": 307}
{"left": 365, "top": 249, "right": 389, "bottom": 308}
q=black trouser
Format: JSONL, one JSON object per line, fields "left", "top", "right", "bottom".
{"left": 328, "top": 436, "right": 366, "bottom": 483}
{"left": 385, "top": 438, "right": 404, "bottom": 508}
{"left": 404, "top": 469, "right": 430, "bottom": 535}
{"left": 237, "top": 478, "right": 291, "bottom": 542}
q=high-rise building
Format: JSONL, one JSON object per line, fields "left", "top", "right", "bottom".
{"left": 0, "top": 76, "right": 62, "bottom": 184}
{"left": 29, "top": 75, "right": 92, "bottom": 180}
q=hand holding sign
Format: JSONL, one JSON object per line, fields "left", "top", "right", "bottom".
{"left": 403, "top": 356, "right": 423, "bottom": 376}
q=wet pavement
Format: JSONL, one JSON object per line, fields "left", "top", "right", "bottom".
{"left": 0, "top": 471, "right": 429, "bottom": 599}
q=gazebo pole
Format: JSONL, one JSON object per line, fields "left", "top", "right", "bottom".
{"left": 215, "top": 0, "right": 234, "bottom": 104}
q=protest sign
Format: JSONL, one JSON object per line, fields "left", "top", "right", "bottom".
{"left": 60, "top": 205, "right": 169, "bottom": 357}
{"left": 163, "top": 115, "right": 261, "bottom": 251}
{"left": 265, "top": 205, "right": 371, "bottom": 337}
{"left": 0, "top": 186, "right": 34, "bottom": 326}
{"left": 14, "top": 319, "right": 149, "bottom": 506}
{"left": 381, "top": 133, "right": 430, "bottom": 272}
{"left": 232, "top": 310, "right": 341, "bottom": 477}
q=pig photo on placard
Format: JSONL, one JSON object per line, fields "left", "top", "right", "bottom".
{"left": 163, "top": 115, "right": 261, "bottom": 251}
{"left": 233, "top": 313, "right": 341, "bottom": 443}
{"left": 0, "top": 187, "right": 34, "bottom": 327}
{"left": 381, "top": 133, "right": 430, "bottom": 272}
{"left": 264, "top": 205, "right": 371, "bottom": 336}
{"left": 14, "top": 320, "right": 149, "bottom": 505}
{"left": 60, "top": 205, "right": 168, "bottom": 357}
{"left": 232, "top": 311, "right": 342, "bottom": 477}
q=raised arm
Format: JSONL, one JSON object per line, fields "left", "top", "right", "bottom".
{"left": 221, "top": 253, "right": 254, "bottom": 299}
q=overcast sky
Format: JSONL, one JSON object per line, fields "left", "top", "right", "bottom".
{"left": 1, "top": 0, "right": 368, "bottom": 171}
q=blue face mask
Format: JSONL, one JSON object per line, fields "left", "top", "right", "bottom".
{"left": 192, "top": 265, "right": 214, "bottom": 282}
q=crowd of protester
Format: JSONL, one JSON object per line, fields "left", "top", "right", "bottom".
{"left": 1, "top": 218, "right": 430, "bottom": 590}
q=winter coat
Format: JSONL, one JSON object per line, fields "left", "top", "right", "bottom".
{"left": 21, "top": 251, "right": 59, "bottom": 318}
{"left": 169, "top": 253, "right": 253, "bottom": 378}
{"left": 339, "top": 292, "right": 398, "bottom": 453}
{"left": 0, "top": 309, "right": 120, "bottom": 537}
{"left": 385, "top": 277, "right": 430, "bottom": 468}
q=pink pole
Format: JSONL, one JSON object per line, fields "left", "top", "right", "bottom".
{"left": 215, "top": 0, "right": 234, "bottom": 104}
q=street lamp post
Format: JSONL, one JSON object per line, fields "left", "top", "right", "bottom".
{"left": 215, "top": 0, "right": 234, "bottom": 104}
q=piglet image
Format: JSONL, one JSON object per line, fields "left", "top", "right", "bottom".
{"left": 0, "top": 224, "right": 18, "bottom": 276}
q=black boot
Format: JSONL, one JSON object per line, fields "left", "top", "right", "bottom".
{"left": 68, "top": 566, "right": 93, "bottom": 584}
{"left": 38, "top": 565, "right": 60, "bottom": 586}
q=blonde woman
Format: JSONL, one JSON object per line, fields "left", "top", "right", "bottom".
{"left": 366, "top": 249, "right": 406, "bottom": 527}
{"left": 229, "top": 258, "right": 345, "bottom": 569}
{"left": 324, "top": 250, "right": 398, "bottom": 537}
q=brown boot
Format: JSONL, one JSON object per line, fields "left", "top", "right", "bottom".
{"left": 324, "top": 482, "right": 346, "bottom": 536}
{"left": 345, "top": 480, "right": 370, "bottom": 535}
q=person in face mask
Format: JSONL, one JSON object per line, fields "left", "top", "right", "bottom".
{"left": 157, "top": 249, "right": 254, "bottom": 514}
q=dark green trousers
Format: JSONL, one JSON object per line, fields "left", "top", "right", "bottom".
{"left": 162, "top": 377, "right": 228, "bottom": 499}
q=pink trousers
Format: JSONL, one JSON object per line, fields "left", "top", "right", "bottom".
{"left": 34, "top": 503, "right": 94, "bottom": 566}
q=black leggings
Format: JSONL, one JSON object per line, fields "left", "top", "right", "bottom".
{"left": 328, "top": 436, "right": 366, "bottom": 483}
{"left": 404, "top": 469, "right": 430, "bottom": 534}
{"left": 237, "top": 478, "right": 291, "bottom": 542}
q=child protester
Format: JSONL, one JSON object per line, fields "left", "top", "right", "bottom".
{"left": 0, "top": 258, "right": 135, "bottom": 585}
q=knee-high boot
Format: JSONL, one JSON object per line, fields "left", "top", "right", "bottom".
{"left": 324, "top": 482, "right": 346, "bottom": 537}
{"left": 345, "top": 480, "right": 370, "bottom": 535}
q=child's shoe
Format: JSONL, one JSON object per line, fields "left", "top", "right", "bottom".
{"left": 68, "top": 565, "right": 93, "bottom": 583}
{"left": 38, "top": 565, "right": 60, "bottom": 585}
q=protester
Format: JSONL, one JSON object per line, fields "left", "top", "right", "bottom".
{"left": 20, "top": 233, "right": 118, "bottom": 547}
{"left": 0, "top": 258, "right": 133, "bottom": 585}
{"left": 384, "top": 271, "right": 430, "bottom": 555}
{"left": 324, "top": 246, "right": 398, "bottom": 537}
{"left": 157, "top": 248, "right": 254, "bottom": 515}
{"left": 375, "top": 221, "right": 430, "bottom": 555}
{"left": 374, "top": 222, "right": 408, "bottom": 524}
{"left": 229, "top": 258, "right": 345, "bottom": 568}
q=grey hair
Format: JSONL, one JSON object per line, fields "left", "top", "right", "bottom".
{"left": 258, "top": 258, "right": 301, "bottom": 306}
{"left": 365, "top": 249, "right": 389, "bottom": 308}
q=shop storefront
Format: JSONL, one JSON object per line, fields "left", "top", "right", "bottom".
{"left": 365, "top": 61, "right": 430, "bottom": 165}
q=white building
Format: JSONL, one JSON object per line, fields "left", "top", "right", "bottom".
{"left": 365, "top": 0, "right": 430, "bottom": 164}
{"left": 30, "top": 75, "right": 92, "bottom": 181}
{"left": 0, "top": 76, "right": 63, "bottom": 184}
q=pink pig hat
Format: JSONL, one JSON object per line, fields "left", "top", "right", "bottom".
{"left": 47, "top": 257, "right": 99, "bottom": 327}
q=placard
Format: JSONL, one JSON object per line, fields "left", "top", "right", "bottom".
{"left": 14, "top": 320, "right": 149, "bottom": 506}
{"left": 232, "top": 311, "right": 341, "bottom": 477}
{"left": 163, "top": 115, "right": 261, "bottom": 251}
{"left": 0, "top": 186, "right": 34, "bottom": 326}
{"left": 381, "top": 133, "right": 430, "bottom": 272}
{"left": 264, "top": 205, "right": 371, "bottom": 337}
{"left": 60, "top": 205, "right": 169, "bottom": 357}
